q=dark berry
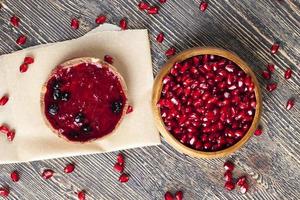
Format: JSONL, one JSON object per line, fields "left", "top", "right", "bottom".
{"left": 48, "top": 104, "right": 58, "bottom": 115}
{"left": 61, "top": 92, "right": 70, "bottom": 101}
{"left": 111, "top": 101, "right": 123, "bottom": 113}
{"left": 81, "top": 124, "right": 92, "bottom": 133}
{"left": 53, "top": 89, "right": 61, "bottom": 101}
{"left": 74, "top": 113, "right": 85, "bottom": 123}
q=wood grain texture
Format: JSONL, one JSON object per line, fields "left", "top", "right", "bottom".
{"left": 0, "top": 0, "right": 299, "bottom": 199}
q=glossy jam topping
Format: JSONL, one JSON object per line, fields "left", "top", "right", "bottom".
{"left": 44, "top": 62, "right": 127, "bottom": 142}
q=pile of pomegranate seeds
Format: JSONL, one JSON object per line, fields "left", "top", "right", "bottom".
{"left": 158, "top": 55, "right": 256, "bottom": 151}
{"left": 77, "top": 190, "right": 86, "bottom": 200}
{"left": 137, "top": 2, "right": 159, "bottom": 15}
{"left": 0, "top": 124, "right": 15, "bottom": 142}
{"left": 41, "top": 169, "right": 54, "bottom": 179}
{"left": 10, "top": 15, "right": 20, "bottom": 27}
{"left": 64, "top": 163, "right": 75, "bottom": 173}
{"left": 16, "top": 35, "right": 27, "bottom": 45}
{"left": 113, "top": 153, "right": 129, "bottom": 183}
{"left": 119, "top": 18, "right": 127, "bottom": 30}
{"left": 0, "top": 187, "right": 10, "bottom": 197}
{"left": 95, "top": 15, "right": 107, "bottom": 24}
{"left": 156, "top": 32, "right": 165, "bottom": 43}
{"left": 200, "top": 1, "right": 208, "bottom": 12}
{"left": 19, "top": 56, "right": 34, "bottom": 73}
{"left": 270, "top": 43, "right": 280, "bottom": 54}
{"left": 164, "top": 190, "right": 183, "bottom": 200}
{"left": 71, "top": 18, "right": 80, "bottom": 30}
{"left": 104, "top": 55, "right": 114, "bottom": 64}
{"left": 0, "top": 95, "right": 9, "bottom": 106}
{"left": 10, "top": 171, "right": 20, "bottom": 182}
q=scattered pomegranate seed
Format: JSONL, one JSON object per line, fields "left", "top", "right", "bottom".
{"left": 138, "top": 1, "right": 150, "bottom": 10}
{"left": 224, "top": 161, "right": 234, "bottom": 171}
{"left": 119, "top": 18, "right": 127, "bottom": 30}
{"left": 165, "top": 47, "right": 176, "bottom": 57}
{"left": 126, "top": 105, "right": 133, "bottom": 114}
{"left": 104, "top": 55, "right": 114, "bottom": 64}
{"left": 0, "top": 187, "right": 9, "bottom": 197}
{"left": 148, "top": 6, "right": 159, "bottom": 15}
{"left": 64, "top": 163, "right": 75, "bottom": 173}
{"left": 286, "top": 98, "right": 295, "bottom": 110}
{"left": 113, "top": 163, "right": 124, "bottom": 173}
{"left": 284, "top": 68, "right": 292, "bottom": 79}
{"left": 118, "top": 173, "right": 129, "bottom": 183}
{"left": 164, "top": 191, "right": 174, "bottom": 200}
{"left": 224, "top": 170, "right": 233, "bottom": 182}
{"left": 200, "top": 1, "right": 208, "bottom": 12}
{"left": 19, "top": 63, "right": 29, "bottom": 73}
{"left": 261, "top": 70, "right": 271, "bottom": 80}
{"left": 175, "top": 191, "right": 183, "bottom": 200}
{"left": 254, "top": 128, "right": 263, "bottom": 136}
{"left": 71, "top": 18, "right": 80, "bottom": 29}
{"left": 159, "top": 0, "right": 167, "bottom": 3}
{"left": 10, "top": 15, "right": 20, "bottom": 27}
{"left": 224, "top": 181, "right": 235, "bottom": 191}
{"left": 77, "top": 190, "right": 86, "bottom": 200}
{"left": 156, "top": 32, "right": 165, "bottom": 43}
{"left": 16, "top": 35, "right": 27, "bottom": 45}
{"left": 0, "top": 95, "right": 9, "bottom": 106}
{"left": 95, "top": 15, "right": 107, "bottom": 24}
{"left": 10, "top": 171, "right": 20, "bottom": 182}
{"left": 117, "top": 153, "right": 125, "bottom": 165}
{"left": 0, "top": 125, "right": 10, "bottom": 134}
{"left": 240, "top": 182, "right": 249, "bottom": 194}
{"left": 24, "top": 56, "right": 34, "bottom": 64}
{"left": 270, "top": 43, "right": 279, "bottom": 54}
{"left": 267, "top": 64, "right": 275, "bottom": 73}
{"left": 236, "top": 176, "right": 247, "bottom": 186}
{"left": 7, "top": 130, "right": 15, "bottom": 141}
{"left": 42, "top": 169, "right": 54, "bottom": 179}
{"left": 266, "top": 83, "right": 277, "bottom": 92}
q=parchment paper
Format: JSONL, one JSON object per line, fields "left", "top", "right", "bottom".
{"left": 0, "top": 24, "right": 161, "bottom": 164}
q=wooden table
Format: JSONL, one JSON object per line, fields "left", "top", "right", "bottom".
{"left": 0, "top": 0, "right": 299, "bottom": 199}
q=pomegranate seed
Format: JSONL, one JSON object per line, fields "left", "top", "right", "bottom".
{"left": 119, "top": 18, "right": 127, "bottom": 30}
{"left": 254, "top": 128, "right": 263, "bottom": 136}
{"left": 138, "top": 2, "right": 150, "bottom": 10}
{"left": 42, "top": 169, "right": 54, "bottom": 179}
{"left": 24, "top": 56, "right": 34, "bottom": 64}
{"left": 64, "top": 163, "right": 75, "bottom": 173}
{"left": 156, "top": 32, "right": 165, "bottom": 43}
{"left": 0, "top": 187, "right": 9, "bottom": 197}
{"left": 7, "top": 131, "right": 15, "bottom": 141}
{"left": 164, "top": 191, "right": 173, "bottom": 200}
{"left": 224, "top": 181, "right": 235, "bottom": 191}
{"left": 224, "top": 170, "right": 233, "bottom": 182}
{"left": 267, "top": 64, "right": 275, "bottom": 73}
{"left": 71, "top": 18, "right": 80, "bottom": 29}
{"left": 159, "top": 0, "right": 167, "bottom": 3}
{"left": 0, "top": 95, "right": 9, "bottom": 106}
{"left": 10, "top": 15, "right": 20, "bottom": 27}
{"left": 126, "top": 105, "right": 133, "bottom": 114}
{"left": 10, "top": 170, "right": 20, "bottom": 182}
{"left": 261, "top": 70, "right": 271, "bottom": 80}
{"left": 77, "top": 190, "right": 86, "bottom": 200}
{"left": 284, "top": 68, "right": 292, "bottom": 79}
{"left": 104, "top": 55, "right": 113, "bottom": 64}
{"left": 118, "top": 173, "right": 129, "bottom": 183}
{"left": 95, "top": 15, "right": 107, "bottom": 24}
{"left": 148, "top": 6, "right": 159, "bottom": 15}
{"left": 236, "top": 176, "right": 247, "bottom": 186}
{"left": 20, "top": 63, "right": 29, "bottom": 73}
{"left": 0, "top": 125, "right": 10, "bottom": 134}
{"left": 165, "top": 47, "right": 176, "bottom": 57}
{"left": 117, "top": 153, "right": 125, "bottom": 165}
{"left": 113, "top": 163, "right": 124, "bottom": 173}
{"left": 240, "top": 182, "right": 249, "bottom": 194}
{"left": 200, "top": 1, "right": 208, "bottom": 12}
{"left": 286, "top": 98, "right": 295, "bottom": 110}
{"left": 175, "top": 191, "right": 183, "bottom": 200}
{"left": 266, "top": 83, "right": 277, "bottom": 92}
{"left": 224, "top": 161, "right": 234, "bottom": 171}
{"left": 16, "top": 35, "right": 27, "bottom": 45}
{"left": 270, "top": 43, "right": 280, "bottom": 54}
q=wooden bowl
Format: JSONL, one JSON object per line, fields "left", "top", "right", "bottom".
{"left": 152, "top": 47, "right": 262, "bottom": 158}
{"left": 41, "top": 57, "right": 129, "bottom": 143}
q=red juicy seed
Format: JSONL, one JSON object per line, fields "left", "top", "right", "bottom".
{"left": 119, "top": 18, "right": 127, "bottom": 30}
{"left": 16, "top": 35, "right": 27, "bottom": 45}
{"left": 104, "top": 55, "right": 113, "bottom": 64}
{"left": 11, "top": 170, "right": 20, "bottom": 182}
{"left": 0, "top": 95, "right": 9, "bottom": 106}
{"left": 254, "top": 128, "right": 263, "bottom": 136}
{"left": 266, "top": 83, "right": 277, "bottom": 92}
{"left": 71, "top": 18, "right": 80, "bottom": 29}
{"left": 113, "top": 163, "right": 124, "bottom": 173}
{"left": 117, "top": 153, "right": 125, "bottom": 165}
{"left": 156, "top": 32, "right": 165, "bottom": 43}
{"left": 165, "top": 47, "right": 176, "bottom": 57}
{"left": 224, "top": 181, "right": 235, "bottom": 191}
{"left": 42, "top": 169, "right": 54, "bottom": 179}
{"left": 118, "top": 173, "right": 129, "bottom": 183}
{"left": 286, "top": 98, "right": 295, "bottom": 110}
{"left": 20, "top": 63, "right": 29, "bottom": 73}
{"left": 267, "top": 64, "right": 275, "bottom": 73}
{"left": 7, "top": 131, "right": 15, "bottom": 141}
{"left": 240, "top": 182, "right": 249, "bottom": 194}
{"left": 224, "top": 161, "right": 234, "bottom": 171}
{"left": 0, "top": 187, "right": 9, "bottom": 197}
{"left": 236, "top": 176, "right": 247, "bottom": 186}
{"left": 284, "top": 68, "right": 292, "bottom": 79}
{"left": 77, "top": 191, "right": 86, "bottom": 200}
{"left": 159, "top": 0, "right": 167, "bottom": 3}
{"left": 164, "top": 191, "right": 174, "bottom": 200}
{"left": 148, "top": 6, "right": 159, "bottom": 15}
{"left": 95, "top": 15, "right": 107, "bottom": 24}
{"left": 138, "top": 2, "right": 150, "bottom": 10}
{"left": 224, "top": 170, "right": 233, "bottom": 182}
{"left": 200, "top": 1, "right": 208, "bottom": 12}
{"left": 64, "top": 163, "right": 75, "bottom": 173}
{"left": 24, "top": 56, "right": 34, "bottom": 64}
{"left": 0, "top": 125, "right": 10, "bottom": 134}
{"left": 10, "top": 15, "right": 20, "bottom": 27}
{"left": 261, "top": 70, "right": 271, "bottom": 80}
{"left": 175, "top": 191, "right": 183, "bottom": 200}
{"left": 126, "top": 105, "right": 133, "bottom": 114}
{"left": 270, "top": 43, "right": 279, "bottom": 54}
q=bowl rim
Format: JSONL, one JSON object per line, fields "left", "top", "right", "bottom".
{"left": 152, "top": 47, "right": 262, "bottom": 158}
